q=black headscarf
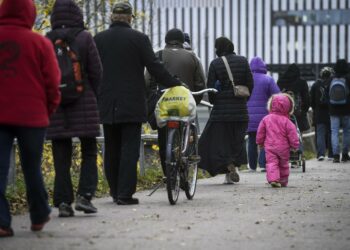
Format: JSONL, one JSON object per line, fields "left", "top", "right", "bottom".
{"left": 334, "top": 59, "right": 349, "bottom": 77}
{"left": 215, "top": 37, "right": 234, "bottom": 57}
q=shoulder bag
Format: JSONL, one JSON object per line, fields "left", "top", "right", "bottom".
{"left": 221, "top": 56, "right": 250, "bottom": 98}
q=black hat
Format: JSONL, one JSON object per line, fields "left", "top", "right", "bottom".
{"left": 112, "top": 2, "right": 134, "bottom": 17}
{"left": 165, "top": 28, "right": 185, "bottom": 44}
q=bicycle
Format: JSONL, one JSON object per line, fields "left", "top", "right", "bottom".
{"left": 164, "top": 88, "right": 217, "bottom": 205}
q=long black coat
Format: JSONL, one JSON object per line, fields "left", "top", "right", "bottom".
{"left": 207, "top": 53, "right": 254, "bottom": 122}
{"left": 94, "top": 22, "right": 178, "bottom": 124}
{"left": 46, "top": 0, "right": 102, "bottom": 139}
{"left": 277, "top": 64, "right": 310, "bottom": 132}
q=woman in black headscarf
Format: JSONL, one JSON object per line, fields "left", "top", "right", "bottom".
{"left": 198, "top": 37, "right": 253, "bottom": 184}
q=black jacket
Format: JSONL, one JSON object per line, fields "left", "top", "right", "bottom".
{"left": 207, "top": 53, "right": 253, "bottom": 122}
{"left": 47, "top": 0, "right": 102, "bottom": 139}
{"left": 94, "top": 22, "right": 179, "bottom": 124}
{"left": 310, "top": 79, "right": 331, "bottom": 125}
{"left": 277, "top": 64, "right": 310, "bottom": 132}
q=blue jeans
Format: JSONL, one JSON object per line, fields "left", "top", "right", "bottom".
{"left": 316, "top": 123, "right": 333, "bottom": 157}
{"left": 0, "top": 125, "right": 51, "bottom": 228}
{"left": 248, "top": 132, "right": 266, "bottom": 170}
{"left": 330, "top": 116, "right": 350, "bottom": 155}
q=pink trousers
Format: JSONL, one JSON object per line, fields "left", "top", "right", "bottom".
{"left": 265, "top": 148, "right": 290, "bottom": 187}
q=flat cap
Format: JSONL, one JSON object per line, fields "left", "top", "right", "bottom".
{"left": 112, "top": 1, "right": 134, "bottom": 16}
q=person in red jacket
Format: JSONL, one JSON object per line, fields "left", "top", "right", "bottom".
{"left": 0, "top": 0, "right": 61, "bottom": 237}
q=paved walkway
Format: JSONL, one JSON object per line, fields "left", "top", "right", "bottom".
{"left": 1, "top": 159, "right": 350, "bottom": 250}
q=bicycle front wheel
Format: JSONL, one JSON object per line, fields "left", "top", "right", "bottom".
{"left": 166, "top": 128, "right": 181, "bottom": 205}
{"left": 184, "top": 124, "right": 198, "bottom": 200}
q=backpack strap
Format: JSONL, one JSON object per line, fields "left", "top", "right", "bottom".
{"left": 46, "top": 28, "right": 84, "bottom": 44}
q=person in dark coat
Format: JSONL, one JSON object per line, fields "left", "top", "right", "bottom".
{"left": 94, "top": 2, "right": 179, "bottom": 205}
{"left": 277, "top": 64, "right": 310, "bottom": 132}
{"left": 0, "top": 0, "right": 61, "bottom": 236}
{"left": 198, "top": 37, "right": 253, "bottom": 184}
{"left": 327, "top": 59, "right": 350, "bottom": 163}
{"left": 310, "top": 67, "right": 334, "bottom": 161}
{"left": 46, "top": 0, "right": 103, "bottom": 217}
{"left": 145, "top": 28, "right": 206, "bottom": 176}
{"left": 247, "top": 57, "right": 280, "bottom": 172}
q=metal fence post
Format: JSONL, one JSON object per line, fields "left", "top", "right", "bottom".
{"left": 139, "top": 138, "right": 145, "bottom": 176}
{"left": 7, "top": 144, "right": 16, "bottom": 186}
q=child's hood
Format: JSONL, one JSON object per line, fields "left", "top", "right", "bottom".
{"left": 267, "top": 94, "right": 294, "bottom": 116}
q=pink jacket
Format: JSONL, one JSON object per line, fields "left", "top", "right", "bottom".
{"left": 256, "top": 94, "right": 300, "bottom": 152}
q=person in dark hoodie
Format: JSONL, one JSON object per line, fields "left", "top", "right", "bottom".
{"left": 0, "top": 0, "right": 61, "bottom": 237}
{"left": 328, "top": 59, "right": 350, "bottom": 163}
{"left": 277, "top": 64, "right": 310, "bottom": 133}
{"left": 46, "top": 0, "right": 103, "bottom": 217}
{"left": 198, "top": 37, "right": 253, "bottom": 184}
{"left": 94, "top": 2, "right": 180, "bottom": 205}
{"left": 310, "top": 67, "right": 334, "bottom": 161}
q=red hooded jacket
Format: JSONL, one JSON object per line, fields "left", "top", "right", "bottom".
{"left": 0, "top": 0, "right": 61, "bottom": 127}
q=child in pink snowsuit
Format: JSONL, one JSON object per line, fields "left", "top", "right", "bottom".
{"left": 256, "top": 94, "right": 300, "bottom": 187}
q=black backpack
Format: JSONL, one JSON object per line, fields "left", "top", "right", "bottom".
{"left": 47, "top": 29, "right": 84, "bottom": 106}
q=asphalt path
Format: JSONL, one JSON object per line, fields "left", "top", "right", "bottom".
{"left": 1, "top": 159, "right": 350, "bottom": 250}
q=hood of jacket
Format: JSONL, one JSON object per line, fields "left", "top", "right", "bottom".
{"left": 50, "top": 0, "right": 84, "bottom": 29}
{"left": 281, "top": 63, "right": 300, "bottom": 81}
{"left": 0, "top": 0, "right": 36, "bottom": 29}
{"left": 250, "top": 57, "right": 267, "bottom": 74}
{"left": 334, "top": 59, "right": 349, "bottom": 77}
{"left": 268, "top": 94, "right": 294, "bottom": 116}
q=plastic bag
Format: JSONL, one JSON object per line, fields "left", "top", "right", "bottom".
{"left": 155, "top": 86, "right": 196, "bottom": 128}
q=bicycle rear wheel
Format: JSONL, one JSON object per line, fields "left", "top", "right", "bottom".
{"left": 184, "top": 125, "right": 198, "bottom": 200}
{"left": 166, "top": 128, "right": 181, "bottom": 205}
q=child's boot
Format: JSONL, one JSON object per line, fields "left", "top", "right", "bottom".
{"left": 270, "top": 182, "right": 281, "bottom": 188}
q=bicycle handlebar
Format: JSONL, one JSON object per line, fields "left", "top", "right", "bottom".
{"left": 191, "top": 88, "right": 218, "bottom": 96}
{"left": 160, "top": 87, "right": 218, "bottom": 95}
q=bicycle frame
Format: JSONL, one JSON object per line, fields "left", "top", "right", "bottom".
{"left": 161, "top": 88, "right": 217, "bottom": 204}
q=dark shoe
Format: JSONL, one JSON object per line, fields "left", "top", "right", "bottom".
{"left": 75, "top": 195, "right": 97, "bottom": 214}
{"left": 58, "top": 202, "right": 74, "bottom": 217}
{"left": 31, "top": 216, "right": 50, "bottom": 232}
{"left": 260, "top": 168, "right": 266, "bottom": 173}
{"left": 116, "top": 197, "right": 139, "bottom": 205}
{"left": 223, "top": 173, "right": 234, "bottom": 184}
{"left": 333, "top": 155, "right": 340, "bottom": 163}
{"left": 227, "top": 164, "right": 240, "bottom": 183}
{"left": 0, "top": 227, "right": 14, "bottom": 237}
{"left": 341, "top": 153, "right": 350, "bottom": 162}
